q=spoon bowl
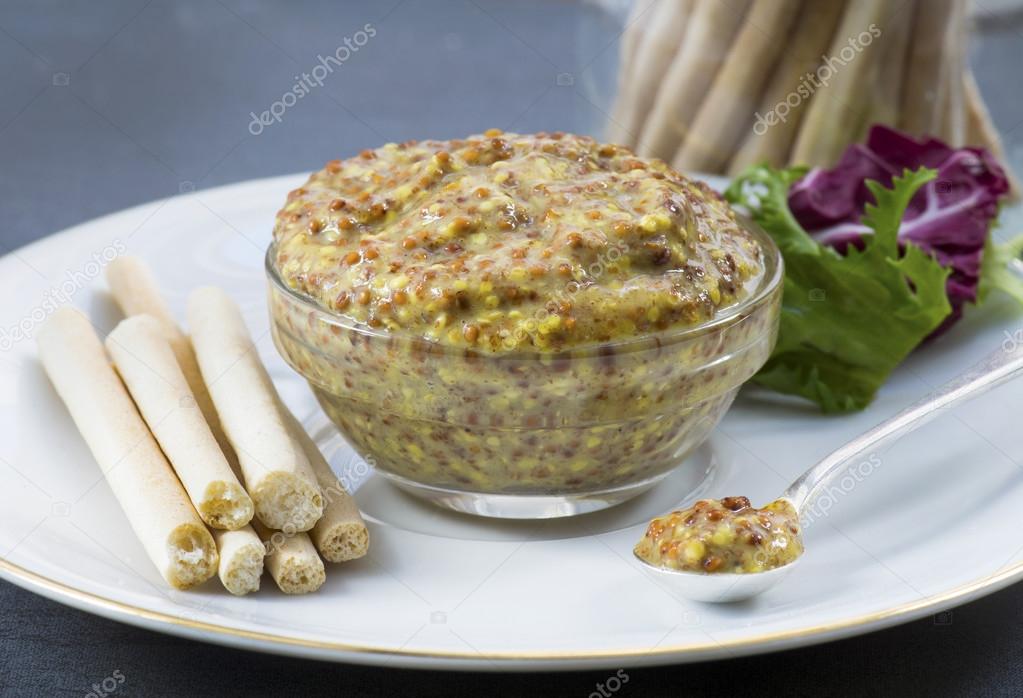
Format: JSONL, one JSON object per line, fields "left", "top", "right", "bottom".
{"left": 636, "top": 552, "right": 801, "bottom": 603}
{"left": 630, "top": 340, "right": 1023, "bottom": 603}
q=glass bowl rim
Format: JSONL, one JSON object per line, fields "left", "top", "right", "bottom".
{"left": 265, "top": 213, "right": 783, "bottom": 360}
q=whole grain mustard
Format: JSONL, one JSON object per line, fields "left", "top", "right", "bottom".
{"left": 272, "top": 130, "right": 762, "bottom": 352}
{"left": 634, "top": 497, "right": 803, "bottom": 573}
{"left": 268, "top": 131, "right": 778, "bottom": 499}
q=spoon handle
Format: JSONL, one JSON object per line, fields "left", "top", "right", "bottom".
{"left": 783, "top": 341, "right": 1023, "bottom": 513}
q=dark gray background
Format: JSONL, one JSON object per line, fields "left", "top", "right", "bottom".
{"left": 2, "top": 1, "right": 1023, "bottom": 695}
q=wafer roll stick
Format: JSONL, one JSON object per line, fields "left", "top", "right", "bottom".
{"left": 106, "top": 257, "right": 238, "bottom": 469}
{"left": 253, "top": 522, "right": 326, "bottom": 595}
{"left": 38, "top": 308, "right": 218, "bottom": 590}
{"left": 608, "top": 0, "right": 658, "bottom": 145}
{"left": 790, "top": 0, "right": 887, "bottom": 167}
{"left": 636, "top": 0, "right": 749, "bottom": 160}
{"left": 188, "top": 287, "right": 323, "bottom": 532}
{"left": 728, "top": 0, "right": 846, "bottom": 174}
{"left": 935, "top": 0, "right": 966, "bottom": 145}
{"left": 106, "top": 260, "right": 271, "bottom": 594}
{"left": 869, "top": 0, "right": 916, "bottom": 131}
{"left": 620, "top": 0, "right": 655, "bottom": 77}
{"left": 898, "top": 0, "right": 957, "bottom": 137}
{"left": 613, "top": 0, "right": 693, "bottom": 149}
{"left": 106, "top": 315, "right": 254, "bottom": 530}
{"left": 673, "top": 0, "right": 801, "bottom": 172}
{"left": 106, "top": 257, "right": 181, "bottom": 336}
{"left": 212, "top": 526, "right": 265, "bottom": 596}
{"left": 280, "top": 407, "right": 368, "bottom": 562}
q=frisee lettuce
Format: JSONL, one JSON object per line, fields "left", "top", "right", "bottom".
{"left": 725, "top": 166, "right": 951, "bottom": 413}
{"left": 979, "top": 233, "right": 1023, "bottom": 307}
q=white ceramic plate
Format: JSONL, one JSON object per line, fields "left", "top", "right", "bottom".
{"left": 3, "top": 174, "right": 1023, "bottom": 671}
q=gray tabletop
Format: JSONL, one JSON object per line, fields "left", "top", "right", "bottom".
{"left": 3, "top": 1, "right": 1023, "bottom": 695}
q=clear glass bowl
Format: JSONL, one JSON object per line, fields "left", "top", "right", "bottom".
{"left": 267, "top": 218, "right": 783, "bottom": 519}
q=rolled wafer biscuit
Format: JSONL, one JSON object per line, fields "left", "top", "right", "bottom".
{"left": 672, "top": 0, "right": 801, "bottom": 172}
{"left": 869, "top": 0, "right": 916, "bottom": 132}
{"left": 280, "top": 408, "right": 368, "bottom": 562}
{"left": 790, "top": 0, "right": 888, "bottom": 167}
{"left": 37, "top": 308, "right": 218, "bottom": 590}
{"left": 619, "top": 0, "right": 655, "bottom": 85}
{"left": 212, "top": 526, "right": 265, "bottom": 596}
{"left": 106, "top": 259, "right": 270, "bottom": 594}
{"left": 727, "top": 0, "right": 847, "bottom": 173}
{"left": 635, "top": 0, "right": 748, "bottom": 160}
{"left": 898, "top": 0, "right": 958, "bottom": 138}
{"left": 607, "top": 0, "right": 658, "bottom": 146}
{"left": 188, "top": 286, "right": 323, "bottom": 531}
{"left": 106, "top": 257, "right": 180, "bottom": 335}
{"left": 935, "top": 0, "right": 967, "bottom": 145}
{"left": 105, "top": 315, "right": 254, "bottom": 530}
{"left": 253, "top": 521, "right": 326, "bottom": 594}
{"left": 106, "top": 257, "right": 237, "bottom": 468}
{"left": 614, "top": 0, "right": 693, "bottom": 149}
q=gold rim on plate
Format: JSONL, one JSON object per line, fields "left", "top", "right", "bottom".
{"left": 2, "top": 555, "right": 1021, "bottom": 665}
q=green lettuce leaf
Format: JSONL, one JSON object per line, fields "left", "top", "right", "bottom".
{"left": 979, "top": 232, "right": 1023, "bottom": 307}
{"left": 725, "top": 166, "right": 952, "bottom": 413}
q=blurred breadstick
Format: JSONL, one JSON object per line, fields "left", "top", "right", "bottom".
{"left": 935, "top": 0, "right": 967, "bottom": 144}
{"left": 964, "top": 71, "right": 1000, "bottom": 153}
{"left": 254, "top": 522, "right": 326, "bottom": 594}
{"left": 790, "top": 0, "right": 887, "bottom": 167}
{"left": 729, "top": 0, "right": 846, "bottom": 173}
{"left": 869, "top": 0, "right": 916, "bottom": 131}
{"left": 213, "top": 526, "right": 264, "bottom": 596}
{"left": 188, "top": 287, "right": 322, "bottom": 532}
{"left": 106, "top": 315, "right": 253, "bottom": 530}
{"left": 106, "top": 257, "right": 237, "bottom": 469}
{"left": 280, "top": 407, "right": 368, "bottom": 562}
{"left": 620, "top": 0, "right": 654, "bottom": 74}
{"left": 38, "top": 308, "right": 217, "bottom": 590}
{"left": 673, "top": 0, "right": 801, "bottom": 172}
{"left": 636, "top": 0, "right": 749, "bottom": 161}
{"left": 964, "top": 69, "right": 1021, "bottom": 198}
{"left": 608, "top": 0, "right": 657, "bottom": 145}
{"left": 612, "top": 0, "right": 692, "bottom": 149}
{"left": 899, "top": 0, "right": 958, "bottom": 137}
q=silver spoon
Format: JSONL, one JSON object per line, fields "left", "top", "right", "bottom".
{"left": 637, "top": 340, "right": 1023, "bottom": 603}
